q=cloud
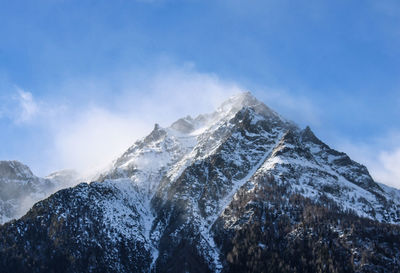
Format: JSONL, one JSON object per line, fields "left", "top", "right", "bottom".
{"left": 127, "top": 65, "right": 243, "bottom": 122}
{"left": 0, "top": 86, "right": 40, "bottom": 124}
{"left": 53, "top": 107, "right": 148, "bottom": 178}
{"left": 15, "top": 89, "right": 39, "bottom": 123}
{"left": 0, "top": 88, "right": 41, "bottom": 124}
{"left": 0, "top": 88, "right": 62, "bottom": 125}
{"left": 46, "top": 65, "right": 243, "bottom": 178}
{"left": 375, "top": 148, "right": 400, "bottom": 188}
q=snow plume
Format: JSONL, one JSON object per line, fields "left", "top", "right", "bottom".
{"left": 49, "top": 65, "right": 243, "bottom": 178}
{"left": 53, "top": 107, "right": 147, "bottom": 179}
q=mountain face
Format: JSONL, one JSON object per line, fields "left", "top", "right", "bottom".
{"left": 0, "top": 161, "right": 79, "bottom": 224}
{"left": 0, "top": 161, "right": 56, "bottom": 223}
{"left": 1, "top": 92, "right": 400, "bottom": 272}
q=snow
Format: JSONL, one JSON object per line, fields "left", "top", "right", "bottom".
{"left": 252, "top": 139, "right": 399, "bottom": 223}
{"left": 194, "top": 202, "right": 223, "bottom": 272}
{"left": 379, "top": 182, "right": 400, "bottom": 202}
{"left": 211, "top": 132, "right": 285, "bottom": 228}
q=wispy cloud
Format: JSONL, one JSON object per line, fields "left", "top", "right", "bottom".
{"left": 0, "top": 88, "right": 40, "bottom": 124}
{"left": 44, "top": 64, "right": 243, "bottom": 177}
{"left": 375, "top": 148, "right": 400, "bottom": 188}
{"left": 52, "top": 107, "right": 147, "bottom": 177}
{"left": 15, "top": 89, "right": 39, "bottom": 123}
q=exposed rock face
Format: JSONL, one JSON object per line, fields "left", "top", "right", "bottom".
{"left": 1, "top": 92, "right": 399, "bottom": 272}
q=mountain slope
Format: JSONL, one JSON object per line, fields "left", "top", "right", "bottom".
{"left": 0, "top": 92, "right": 399, "bottom": 272}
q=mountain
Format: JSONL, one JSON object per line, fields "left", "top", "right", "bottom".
{"left": 0, "top": 161, "right": 79, "bottom": 224}
{"left": 0, "top": 92, "right": 399, "bottom": 272}
{"left": 0, "top": 160, "right": 56, "bottom": 224}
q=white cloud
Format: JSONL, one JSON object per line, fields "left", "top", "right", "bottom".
{"left": 0, "top": 88, "right": 42, "bottom": 124}
{"left": 47, "top": 65, "right": 243, "bottom": 178}
{"left": 126, "top": 66, "right": 242, "bottom": 122}
{"left": 53, "top": 107, "right": 148, "bottom": 178}
{"left": 374, "top": 148, "right": 400, "bottom": 188}
{"left": 15, "top": 89, "right": 39, "bottom": 123}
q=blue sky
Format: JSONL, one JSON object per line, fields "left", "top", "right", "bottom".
{"left": 0, "top": 0, "right": 399, "bottom": 187}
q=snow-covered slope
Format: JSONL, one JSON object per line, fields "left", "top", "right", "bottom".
{"left": 0, "top": 92, "right": 399, "bottom": 272}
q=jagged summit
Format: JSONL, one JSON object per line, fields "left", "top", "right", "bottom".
{"left": 166, "top": 92, "right": 261, "bottom": 135}
{"left": 170, "top": 116, "right": 195, "bottom": 134}
{"left": 217, "top": 91, "right": 267, "bottom": 112}
{"left": 217, "top": 91, "right": 259, "bottom": 112}
{"left": 165, "top": 91, "right": 293, "bottom": 136}
{"left": 216, "top": 91, "right": 286, "bottom": 121}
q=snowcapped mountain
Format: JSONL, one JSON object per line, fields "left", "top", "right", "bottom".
{"left": 0, "top": 92, "right": 399, "bottom": 272}
{"left": 0, "top": 160, "right": 55, "bottom": 223}
{"left": 0, "top": 161, "right": 79, "bottom": 224}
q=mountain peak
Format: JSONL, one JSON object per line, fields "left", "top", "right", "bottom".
{"left": 301, "top": 126, "right": 324, "bottom": 145}
{"left": 165, "top": 91, "right": 294, "bottom": 136}
{"left": 170, "top": 116, "right": 195, "bottom": 134}
{"left": 0, "top": 160, "right": 34, "bottom": 180}
{"left": 217, "top": 91, "right": 260, "bottom": 113}
{"left": 216, "top": 91, "right": 291, "bottom": 126}
{"left": 166, "top": 92, "right": 268, "bottom": 135}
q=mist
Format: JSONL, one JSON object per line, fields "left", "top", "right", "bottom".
{"left": 24, "top": 65, "right": 243, "bottom": 178}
